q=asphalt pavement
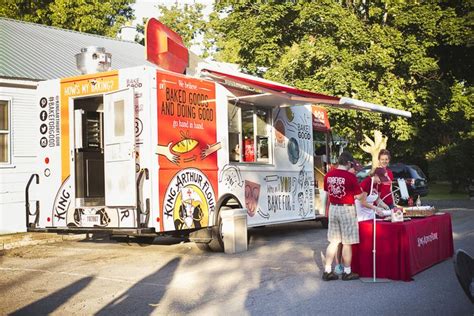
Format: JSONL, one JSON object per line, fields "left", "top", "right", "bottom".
{"left": 0, "top": 201, "right": 473, "bottom": 315}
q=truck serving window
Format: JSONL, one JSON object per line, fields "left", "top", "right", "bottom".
{"left": 228, "top": 101, "right": 272, "bottom": 164}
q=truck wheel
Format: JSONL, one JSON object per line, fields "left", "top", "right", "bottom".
{"left": 195, "top": 242, "right": 211, "bottom": 251}
{"left": 134, "top": 236, "right": 155, "bottom": 244}
{"left": 393, "top": 190, "right": 401, "bottom": 205}
{"left": 320, "top": 217, "right": 328, "bottom": 229}
{"left": 207, "top": 207, "right": 228, "bottom": 252}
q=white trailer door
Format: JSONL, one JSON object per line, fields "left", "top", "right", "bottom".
{"left": 104, "top": 89, "right": 136, "bottom": 207}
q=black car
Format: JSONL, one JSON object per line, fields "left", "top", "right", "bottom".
{"left": 390, "top": 163, "right": 429, "bottom": 204}
{"left": 355, "top": 163, "right": 429, "bottom": 205}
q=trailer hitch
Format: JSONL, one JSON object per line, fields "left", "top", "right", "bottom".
{"left": 25, "top": 173, "right": 40, "bottom": 228}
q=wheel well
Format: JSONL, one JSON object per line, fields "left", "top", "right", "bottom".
{"left": 217, "top": 193, "right": 242, "bottom": 210}
{"left": 215, "top": 194, "right": 242, "bottom": 223}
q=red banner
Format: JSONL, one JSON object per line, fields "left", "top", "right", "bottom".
{"left": 312, "top": 106, "right": 330, "bottom": 132}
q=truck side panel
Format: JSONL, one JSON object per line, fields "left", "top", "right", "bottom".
{"left": 218, "top": 105, "right": 315, "bottom": 227}
{"left": 155, "top": 71, "right": 219, "bottom": 232}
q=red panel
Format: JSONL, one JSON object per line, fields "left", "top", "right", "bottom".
{"left": 311, "top": 106, "right": 331, "bottom": 132}
{"left": 156, "top": 72, "right": 218, "bottom": 232}
{"left": 145, "top": 18, "right": 189, "bottom": 73}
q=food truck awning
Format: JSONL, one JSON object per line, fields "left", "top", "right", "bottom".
{"left": 200, "top": 67, "right": 412, "bottom": 118}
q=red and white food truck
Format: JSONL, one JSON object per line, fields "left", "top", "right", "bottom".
{"left": 26, "top": 19, "right": 411, "bottom": 250}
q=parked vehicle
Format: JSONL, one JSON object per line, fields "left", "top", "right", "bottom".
{"left": 356, "top": 166, "right": 371, "bottom": 182}
{"left": 356, "top": 163, "right": 429, "bottom": 205}
{"left": 25, "top": 19, "right": 411, "bottom": 249}
{"left": 467, "top": 178, "right": 474, "bottom": 198}
{"left": 391, "top": 163, "right": 429, "bottom": 204}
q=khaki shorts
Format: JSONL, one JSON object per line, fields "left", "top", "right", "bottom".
{"left": 327, "top": 204, "right": 359, "bottom": 245}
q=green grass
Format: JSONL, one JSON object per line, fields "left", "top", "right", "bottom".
{"left": 425, "top": 181, "right": 469, "bottom": 200}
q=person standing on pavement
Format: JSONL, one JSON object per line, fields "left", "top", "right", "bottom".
{"left": 378, "top": 149, "right": 395, "bottom": 208}
{"left": 323, "top": 152, "right": 363, "bottom": 281}
{"left": 334, "top": 159, "right": 362, "bottom": 275}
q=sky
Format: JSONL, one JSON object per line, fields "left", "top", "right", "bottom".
{"left": 133, "top": 0, "right": 214, "bottom": 23}
{"left": 121, "top": 0, "right": 214, "bottom": 54}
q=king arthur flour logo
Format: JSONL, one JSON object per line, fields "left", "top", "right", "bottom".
{"left": 163, "top": 168, "right": 216, "bottom": 231}
{"left": 53, "top": 176, "right": 72, "bottom": 226}
{"left": 417, "top": 232, "right": 438, "bottom": 247}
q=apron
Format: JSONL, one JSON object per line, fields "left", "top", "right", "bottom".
{"left": 355, "top": 177, "right": 379, "bottom": 221}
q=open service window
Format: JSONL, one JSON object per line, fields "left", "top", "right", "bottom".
{"left": 228, "top": 101, "right": 272, "bottom": 164}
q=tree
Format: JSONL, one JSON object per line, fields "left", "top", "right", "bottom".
{"left": 359, "top": 130, "right": 388, "bottom": 169}
{"left": 207, "top": 1, "right": 473, "bottom": 190}
{"left": 0, "top": 0, "right": 134, "bottom": 37}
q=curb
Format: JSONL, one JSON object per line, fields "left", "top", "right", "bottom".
{"left": 0, "top": 233, "right": 86, "bottom": 251}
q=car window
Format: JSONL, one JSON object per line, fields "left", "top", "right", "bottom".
{"left": 393, "top": 170, "right": 410, "bottom": 179}
{"left": 356, "top": 167, "right": 371, "bottom": 182}
{"left": 391, "top": 165, "right": 410, "bottom": 179}
{"left": 409, "top": 165, "right": 426, "bottom": 179}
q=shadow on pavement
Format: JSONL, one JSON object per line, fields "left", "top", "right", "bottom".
{"left": 77, "top": 233, "right": 188, "bottom": 247}
{"left": 95, "top": 257, "right": 181, "bottom": 315}
{"left": 11, "top": 276, "right": 93, "bottom": 316}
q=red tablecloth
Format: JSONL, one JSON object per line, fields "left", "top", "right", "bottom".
{"left": 352, "top": 213, "right": 454, "bottom": 281}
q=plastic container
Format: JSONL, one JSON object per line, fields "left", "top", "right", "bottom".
{"left": 221, "top": 208, "right": 248, "bottom": 254}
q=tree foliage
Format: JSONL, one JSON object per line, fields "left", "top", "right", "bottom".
{"left": 135, "top": 3, "right": 206, "bottom": 48}
{"left": 208, "top": 0, "right": 473, "bottom": 190}
{"left": 2, "top": 1, "right": 472, "bottom": 189}
{"left": 0, "top": 0, "right": 134, "bottom": 37}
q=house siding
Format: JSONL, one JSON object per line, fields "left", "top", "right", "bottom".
{"left": 0, "top": 82, "right": 38, "bottom": 233}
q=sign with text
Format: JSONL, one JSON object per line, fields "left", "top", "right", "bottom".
{"left": 156, "top": 72, "right": 219, "bottom": 231}
{"left": 312, "top": 106, "right": 330, "bottom": 132}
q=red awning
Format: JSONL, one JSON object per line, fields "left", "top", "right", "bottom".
{"left": 200, "top": 67, "right": 411, "bottom": 118}
{"left": 201, "top": 68, "right": 340, "bottom": 105}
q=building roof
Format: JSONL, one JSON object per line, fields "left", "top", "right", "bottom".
{"left": 0, "top": 17, "right": 153, "bottom": 81}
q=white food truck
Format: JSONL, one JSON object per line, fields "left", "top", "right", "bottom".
{"left": 26, "top": 21, "right": 410, "bottom": 251}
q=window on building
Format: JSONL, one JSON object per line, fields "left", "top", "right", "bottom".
{"left": 0, "top": 99, "right": 11, "bottom": 164}
{"left": 228, "top": 101, "right": 272, "bottom": 164}
{"left": 0, "top": 100, "right": 11, "bottom": 163}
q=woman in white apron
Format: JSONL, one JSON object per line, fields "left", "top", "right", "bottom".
{"left": 356, "top": 168, "right": 391, "bottom": 221}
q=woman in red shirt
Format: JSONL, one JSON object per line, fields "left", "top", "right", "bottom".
{"left": 355, "top": 167, "right": 391, "bottom": 221}
{"left": 378, "top": 149, "right": 395, "bottom": 208}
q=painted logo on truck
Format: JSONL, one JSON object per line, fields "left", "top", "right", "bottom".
{"left": 162, "top": 168, "right": 216, "bottom": 231}
{"left": 156, "top": 72, "right": 219, "bottom": 231}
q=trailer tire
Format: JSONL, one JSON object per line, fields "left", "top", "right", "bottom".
{"left": 393, "top": 190, "right": 401, "bottom": 205}
{"left": 195, "top": 242, "right": 211, "bottom": 251}
{"left": 207, "top": 206, "right": 228, "bottom": 252}
{"left": 320, "top": 217, "right": 328, "bottom": 229}
{"left": 134, "top": 236, "right": 155, "bottom": 244}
